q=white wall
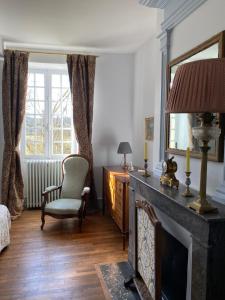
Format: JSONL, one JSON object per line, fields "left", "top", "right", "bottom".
{"left": 169, "top": 0, "right": 225, "bottom": 194}
{"left": 93, "top": 54, "right": 134, "bottom": 198}
{"left": 132, "top": 13, "right": 162, "bottom": 170}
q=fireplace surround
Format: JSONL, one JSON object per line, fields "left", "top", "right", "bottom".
{"left": 128, "top": 171, "right": 225, "bottom": 300}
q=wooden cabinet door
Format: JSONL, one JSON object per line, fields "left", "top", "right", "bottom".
{"left": 113, "top": 179, "right": 123, "bottom": 230}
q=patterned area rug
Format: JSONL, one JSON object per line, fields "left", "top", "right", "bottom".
{"left": 95, "top": 261, "right": 140, "bottom": 300}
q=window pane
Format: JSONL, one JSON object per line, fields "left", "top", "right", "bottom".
{"left": 27, "top": 87, "right": 34, "bottom": 100}
{"left": 53, "top": 143, "right": 62, "bottom": 154}
{"left": 25, "top": 71, "right": 74, "bottom": 158}
{"left": 26, "top": 127, "right": 35, "bottom": 141}
{"left": 63, "top": 116, "right": 72, "bottom": 128}
{"left": 63, "top": 143, "right": 71, "bottom": 154}
{"left": 52, "top": 74, "right": 60, "bottom": 87}
{"left": 53, "top": 129, "right": 61, "bottom": 142}
{"left": 36, "top": 116, "right": 45, "bottom": 127}
{"left": 52, "top": 88, "right": 61, "bottom": 101}
{"left": 35, "top": 101, "right": 45, "bottom": 114}
{"left": 53, "top": 116, "right": 61, "bottom": 128}
{"left": 26, "top": 101, "right": 35, "bottom": 114}
{"left": 36, "top": 143, "right": 44, "bottom": 155}
{"left": 36, "top": 128, "right": 44, "bottom": 142}
{"left": 26, "top": 140, "right": 35, "bottom": 155}
{"left": 28, "top": 73, "right": 34, "bottom": 86}
{"left": 36, "top": 88, "right": 44, "bottom": 100}
{"left": 51, "top": 101, "right": 61, "bottom": 114}
{"left": 61, "top": 88, "right": 69, "bottom": 100}
{"left": 62, "top": 75, "right": 69, "bottom": 88}
{"left": 35, "top": 73, "right": 44, "bottom": 86}
{"left": 26, "top": 115, "right": 35, "bottom": 129}
{"left": 63, "top": 130, "right": 71, "bottom": 141}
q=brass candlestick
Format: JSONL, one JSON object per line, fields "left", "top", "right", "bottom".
{"left": 182, "top": 171, "right": 194, "bottom": 197}
{"left": 142, "top": 159, "right": 150, "bottom": 177}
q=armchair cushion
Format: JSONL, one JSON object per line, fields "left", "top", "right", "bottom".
{"left": 45, "top": 198, "right": 82, "bottom": 215}
{"left": 61, "top": 156, "right": 89, "bottom": 199}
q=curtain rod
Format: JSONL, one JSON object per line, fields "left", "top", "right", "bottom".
{"left": 4, "top": 48, "right": 99, "bottom": 57}
{"left": 4, "top": 41, "right": 132, "bottom": 56}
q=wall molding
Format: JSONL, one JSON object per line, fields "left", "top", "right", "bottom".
{"left": 161, "top": 0, "right": 207, "bottom": 32}
{"left": 139, "top": 0, "right": 207, "bottom": 42}
{"left": 138, "top": 0, "right": 169, "bottom": 9}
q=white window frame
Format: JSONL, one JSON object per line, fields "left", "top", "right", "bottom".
{"left": 21, "top": 65, "right": 77, "bottom": 160}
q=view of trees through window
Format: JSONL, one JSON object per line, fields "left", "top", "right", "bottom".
{"left": 24, "top": 69, "right": 75, "bottom": 157}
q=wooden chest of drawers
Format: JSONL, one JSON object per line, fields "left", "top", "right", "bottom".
{"left": 103, "top": 166, "right": 129, "bottom": 249}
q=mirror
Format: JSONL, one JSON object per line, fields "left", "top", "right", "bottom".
{"left": 166, "top": 31, "right": 225, "bottom": 162}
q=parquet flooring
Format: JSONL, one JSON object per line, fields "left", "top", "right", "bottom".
{"left": 0, "top": 210, "right": 128, "bottom": 300}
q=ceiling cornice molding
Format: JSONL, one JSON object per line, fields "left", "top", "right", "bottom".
{"left": 139, "top": 0, "right": 207, "bottom": 34}
{"left": 161, "top": 0, "right": 207, "bottom": 32}
{"left": 3, "top": 41, "right": 136, "bottom": 55}
{"left": 138, "top": 0, "right": 169, "bottom": 9}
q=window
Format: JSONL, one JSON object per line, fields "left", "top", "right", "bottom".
{"left": 22, "top": 67, "right": 76, "bottom": 158}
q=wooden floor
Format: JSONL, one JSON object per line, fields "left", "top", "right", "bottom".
{"left": 0, "top": 210, "right": 128, "bottom": 300}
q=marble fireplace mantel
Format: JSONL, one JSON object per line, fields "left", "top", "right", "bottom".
{"left": 128, "top": 171, "right": 225, "bottom": 300}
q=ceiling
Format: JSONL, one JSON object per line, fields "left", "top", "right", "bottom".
{"left": 0, "top": 0, "right": 158, "bottom": 53}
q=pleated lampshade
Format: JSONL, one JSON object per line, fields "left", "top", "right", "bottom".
{"left": 166, "top": 58, "right": 225, "bottom": 113}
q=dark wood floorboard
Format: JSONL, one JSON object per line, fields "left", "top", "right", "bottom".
{"left": 0, "top": 210, "right": 128, "bottom": 300}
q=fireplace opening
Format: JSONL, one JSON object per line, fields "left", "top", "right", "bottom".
{"left": 161, "top": 227, "right": 188, "bottom": 300}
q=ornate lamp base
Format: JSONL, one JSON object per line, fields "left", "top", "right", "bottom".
{"left": 188, "top": 113, "right": 220, "bottom": 214}
{"left": 188, "top": 198, "right": 218, "bottom": 214}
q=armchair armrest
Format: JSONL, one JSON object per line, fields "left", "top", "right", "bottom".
{"left": 81, "top": 187, "right": 90, "bottom": 197}
{"left": 42, "top": 185, "right": 61, "bottom": 196}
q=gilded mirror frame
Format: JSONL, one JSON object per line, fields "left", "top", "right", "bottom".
{"left": 166, "top": 31, "right": 225, "bottom": 162}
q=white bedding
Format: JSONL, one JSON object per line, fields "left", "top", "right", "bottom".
{"left": 0, "top": 204, "right": 11, "bottom": 252}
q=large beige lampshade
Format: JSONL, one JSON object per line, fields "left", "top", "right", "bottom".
{"left": 166, "top": 58, "right": 225, "bottom": 113}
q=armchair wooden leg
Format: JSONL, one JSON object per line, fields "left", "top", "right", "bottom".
{"left": 79, "top": 216, "right": 83, "bottom": 233}
{"left": 41, "top": 212, "right": 45, "bottom": 230}
{"left": 83, "top": 207, "right": 86, "bottom": 219}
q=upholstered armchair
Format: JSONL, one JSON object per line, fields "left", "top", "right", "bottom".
{"left": 41, "top": 154, "right": 90, "bottom": 231}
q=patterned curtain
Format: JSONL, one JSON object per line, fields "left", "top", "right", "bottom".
{"left": 1, "top": 50, "right": 29, "bottom": 219}
{"left": 67, "top": 54, "right": 98, "bottom": 211}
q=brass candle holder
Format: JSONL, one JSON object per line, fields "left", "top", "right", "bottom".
{"left": 182, "top": 171, "right": 194, "bottom": 197}
{"left": 142, "top": 159, "right": 150, "bottom": 177}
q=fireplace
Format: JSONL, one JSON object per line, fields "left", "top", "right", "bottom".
{"left": 161, "top": 228, "right": 188, "bottom": 300}
{"left": 135, "top": 199, "right": 191, "bottom": 300}
{"left": 128, "top": 171, "right": 225, "bottom": 300}
{"left": 155, "top": 207, "right": 192, "bottom": 300}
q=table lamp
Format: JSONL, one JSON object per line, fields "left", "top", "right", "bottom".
{"left": 167, "top": 58, "right": 225, "bottom": 214}
{"left": 117, "top": 142, "right": 132, "bottom": 170}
